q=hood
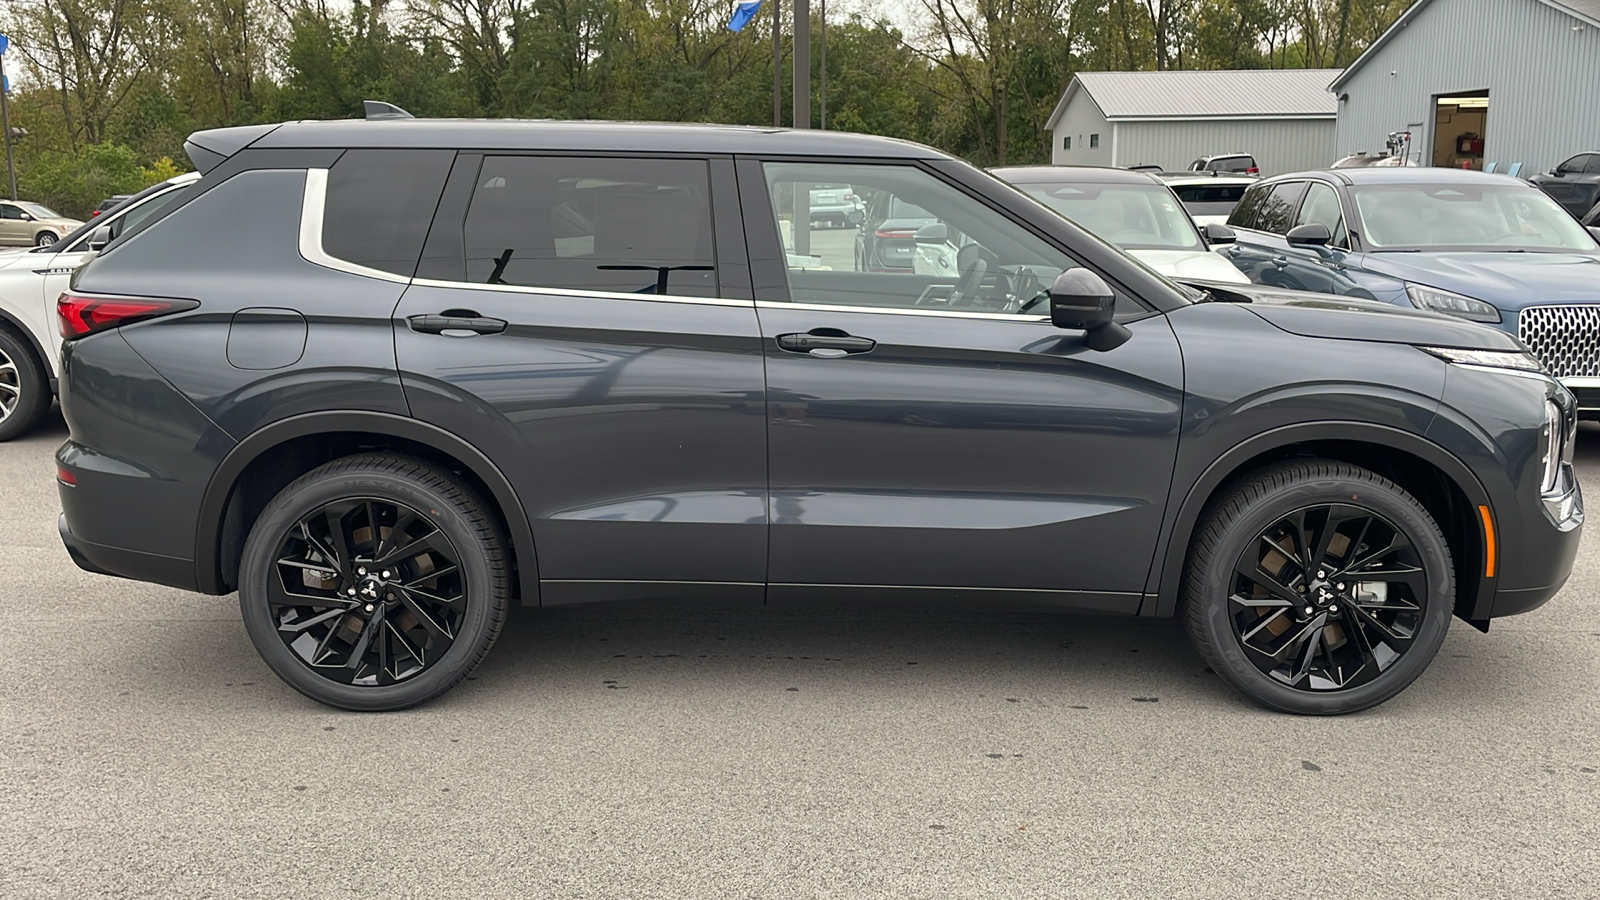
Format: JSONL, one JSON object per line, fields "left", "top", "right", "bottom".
{"left": 1128, "top": 248, "right": 1249, "bottom": 283}
{"left": 1360, "top": 251, "right": 1600, "bottom": 309}
{"left": 1178, "top": 280, "right": 1525, "bottom": 352}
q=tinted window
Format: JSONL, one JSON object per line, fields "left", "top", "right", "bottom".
{"left": 1255, "top": 182, "right": 1307, "bottom": 234}
{"left": 1214, "top": 156, "right": 1255, "bottom": 173}
{"left": 1227, "top": 184, "right": 1272, "bottom": 229}
{"left": 1585, "top": 155, "right": 1600, "bottom": 175}
{"left": 1558, "top": 156, "right": 1587, "bottom": 174}
{"left": 1295, "top": 182, "right": 1347, "bottom": 247}
{"left": 463, "top": 156, "right": 717, "bottom": 298}
{"left": 0, "top": 205, "right": 24, "bottom": 220}
{"left": 323, "top": 149, "right": 453, "bottom": 277}
{"left": 1171, "top": 184, "right": 1248, "bottom": 204}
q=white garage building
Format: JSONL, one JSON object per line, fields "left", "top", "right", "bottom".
{"left": 1330, "top": 0, "right": 1600, "bottom": 174}
{"left": 1044, "top": 69, "right": 1341, "bottom": 175}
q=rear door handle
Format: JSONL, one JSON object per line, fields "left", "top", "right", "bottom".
{"left": 408, "top": 311, "right": 508, "bottom": 336}
{"left": 776, "top": 330, "right": 876, "bottom": 357}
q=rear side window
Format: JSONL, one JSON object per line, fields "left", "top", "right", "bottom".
{"left": 323, "top": 149, "right": 454, "bottom": 277}
{"left": 1228, "top": 184, "right": 1271, "bottom": 229}
{"left": 462, "top": 156, "right": 717, "bottom": 298}
{"left": 1255, "top": 182, "right": 1307, "bottom": 234}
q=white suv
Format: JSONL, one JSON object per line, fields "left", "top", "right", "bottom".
{"left": 0, "top": 172, "right": 199, "bottom": 440}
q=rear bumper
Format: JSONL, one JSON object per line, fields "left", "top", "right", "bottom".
{"left": 59, "top": 512, "right": 198, "bottom": 591}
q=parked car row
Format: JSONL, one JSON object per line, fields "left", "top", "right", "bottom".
{"left": 43, "top": 110, "right": 1583, "bottom": 720}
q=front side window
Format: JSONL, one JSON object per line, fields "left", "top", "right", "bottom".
{"left": 1584, "top": 155, "right": 1600, "bottom": 175}
{"left": 1296, "top": 182, "right": 1348, "bottom": 247}
{"left": 1558, "top": 156, "right": 1587, "bottom": 174}
{"left": 17, "top": 202, "right": 59, "bottom": 219}
{"left": 1021, "top": 181, "right": 1202, "bottom": 251}
{"left": 463, "top": 156, "right": 717, "bottom": 297}
{"left": 0, "top": 204, "right": 24, "bottom": 220}
{"left": 763, "top": 161, "right": 1091, "bottom": 314}
{"left": 1353, "top": 183, "right": 1597, "bottom": 250}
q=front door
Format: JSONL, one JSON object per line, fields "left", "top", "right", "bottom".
{"left": 0, "top": 203, "right": 28, "bottom": 245}
{"left": 746, "top": 160, "right": 1184, "bottom": 609}
{"left": 394, "top": 153, "right": 768, "bottom": 603}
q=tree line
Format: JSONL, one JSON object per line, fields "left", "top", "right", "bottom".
{"left": 0, "top": 0, "right": 1410, "bottom": 217}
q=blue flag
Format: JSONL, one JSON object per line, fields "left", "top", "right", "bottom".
{"left": 727, "top": 0, "right": 763, "bottom": 32}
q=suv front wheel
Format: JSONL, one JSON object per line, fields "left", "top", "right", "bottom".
{"left": 238, "top": 454, "right": 509, "bottom": 711}
{"left": 1185, "top": 460, "right": 1453, "bottom": 715}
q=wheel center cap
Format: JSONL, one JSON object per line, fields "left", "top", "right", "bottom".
{"left": 1309, "top": 579, "right": 1337, "bottom": 606}
{"left": 357, "top": 577, "right": 386, "bottom": 601}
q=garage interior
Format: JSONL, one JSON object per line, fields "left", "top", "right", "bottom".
{"left": 1432, "top": 90, "right": 1489, "bottom": 169}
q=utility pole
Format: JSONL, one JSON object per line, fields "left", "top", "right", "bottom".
{"left": 819, "top": 0, "right": 826, "bottom": 130}
{"left": 772, "top": 0, "right": 781, "bottom": 127}
{"left": 0, "top": 36, "right": 15, "bottom": 201}
{"left": 792, "top": 0, "right": 809, "bottom": 130}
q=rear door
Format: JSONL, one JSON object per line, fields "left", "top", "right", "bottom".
{"left": 1224, "top": 180, "right": 1305, "bottom": 286}
{"left": 745, "top": 158, "right": 1184, "bottom": 609}
{"left": 394, "top": 153, "right": 768, "bottom": 604}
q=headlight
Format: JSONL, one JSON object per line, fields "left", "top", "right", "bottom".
{"left": 1406, "top": 284, "right": 1502, "bottom": 323}
{"left": 1418, "top": 346, "right": 1548, "bottom": 374}
{"left": 1542, "top": 400, "right": 1563, "bottom": 494}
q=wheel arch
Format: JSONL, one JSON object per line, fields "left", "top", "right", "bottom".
{"left": 196, "top": 411, "right": 539, "bottom": 604}
{"left": 1147, "top": 422, "right": 1495, "bottom": 623}
{"left": 0, "top": 305, "right": 56, "bottom": 387}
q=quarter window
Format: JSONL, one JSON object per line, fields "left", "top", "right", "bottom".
{"left": 1295, "top": 182, "right": 1348, "bottom": 247}
{"left": 762, "top": 161, "right": 1091, "bottom": 314}
{"left": 323, "top": 149, "right": 454, "bottom": 277}
{"left": 462, "top": 156, "right": 718, "bottom": 297}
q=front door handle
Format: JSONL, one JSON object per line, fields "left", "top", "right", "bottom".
{"left": 776, "top": 330, "right": 876, "bottom": 357}
{"left": 1272, "top": 255, "right": 1290, "bottom": 268}
{"left": 408, "top": 311, "right": 508, "bottom": 336}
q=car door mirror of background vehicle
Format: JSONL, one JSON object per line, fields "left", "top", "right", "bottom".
{"left": 1286, "top": 223, "right": 1332, "bottom": 247}
{"left": 1204, "top": 222, "right": 1237, "bottom": 245}
{"left": 913, "top": 222, "right": 948, "bottom": 245}
{"left": 1588, "top": 226, "right": 1600, "bottom": 243}
{"left": 87, "top": 225, "right": 113, "bottom": 252}
{"left": 1049, "top": 269, "right": 1131, "bottom": 352}
{"left": 846, "top": 207, "right": 865, "bottom": 227}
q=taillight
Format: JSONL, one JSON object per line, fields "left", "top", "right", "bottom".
{"left": 875, "top": 229, "right": 914, "bottom": 239}
{"left": 91, "top": 210, "right": 101, "bottom": 217}
{"left": 57, "top": 292, "right": 198, "bottom": 340}
{"left": 1246, "top": 167, "right": 1260, "bottom": 175}
{"left": 57, "top": 466, "right": 76, "bottom": 486}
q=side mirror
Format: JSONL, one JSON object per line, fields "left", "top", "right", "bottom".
{"left": 87, "top": 225, "right": 113, "bottom": 252}
{"left": 913, "top": 222, "right": 948, "bottom": 245}
{"left": 1285, "top": 223, "right": 1331, "bottom": 247}
{"left": 21, "top": 213, "right": 35, "bottom": 222}
{"left": 1588, "top": 226, "right": 1600, "bottom": 243}
{"left": 1049, "top": 269, "right": 1130, "bottom": 352}
{"left": 845, "top": 208, "right": 865, "bottom": 227}
{"left": 1203, "top": 222, "right": 1237, "bottom": 245}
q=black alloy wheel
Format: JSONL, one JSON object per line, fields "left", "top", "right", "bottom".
{"left": 239, "top": 455, "right": 508, "bottom": 711}
{"left": 0, "top": 328, "right": 49, "bottom": 442}
{"left": 1186, "top": 460, "right": 1453, "bottom": 715}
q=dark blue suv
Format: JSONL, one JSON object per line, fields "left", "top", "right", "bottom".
{"left": 1222, "top": 169, "right": 1600, "bottom": 412}
{"left": 53, "top": 112, "right": 1582, "bottom": 715}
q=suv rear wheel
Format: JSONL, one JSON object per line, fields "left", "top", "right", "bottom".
{"left": 1185, "top": 460, "right": 1453, "bottom": 715}
{"left": 238, "top": 454, "right": 509, "bottom": 711}
{"left": 0, "top": 327, "right": 50, "bottom": 442}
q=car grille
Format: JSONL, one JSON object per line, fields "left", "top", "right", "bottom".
{"left": 1519, "top": 305, "right": 1600, "bottom": 379}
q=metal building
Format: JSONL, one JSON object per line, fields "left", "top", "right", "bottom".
{"left": 1331, "top": 0, "right": 1600, "bottom": 174}
{"left": 1044, "top": 70, "right": 1341, "bottom": 175}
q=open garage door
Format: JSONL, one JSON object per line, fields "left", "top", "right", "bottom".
{"left": 1432, "top": 91, "right": 1489, "bottom": 170}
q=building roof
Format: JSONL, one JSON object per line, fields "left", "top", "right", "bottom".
{"left": 1330, "top": 0, "right": 1600, "bottom": 90}
{"left": 1046, "top": 69, "right": 1343, "bottom": 130}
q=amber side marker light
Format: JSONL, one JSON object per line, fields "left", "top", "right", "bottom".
{"left": 1478, "top": 505, "right": 1496, "bottom": 578}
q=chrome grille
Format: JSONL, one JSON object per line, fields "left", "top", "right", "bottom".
{"left": 1518, "top": 305, "right": 1600, "bottom": 379}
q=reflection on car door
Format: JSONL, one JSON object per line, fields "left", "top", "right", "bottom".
{"left": 394, "top": 153, "right": 769, "bottom": 604}
{"left": 746, "top": 159, "right": 1184, "bottom": 610}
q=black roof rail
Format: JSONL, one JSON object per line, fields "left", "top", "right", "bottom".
{"left": 363, "top": 101, "right": 414, "bottom": 120}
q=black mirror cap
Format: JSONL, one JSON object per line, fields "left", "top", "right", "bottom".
{"left": 1286, "top": 222, "right": 1332, "bottom": 246}
{"left": 913, "top": 222, "right": 948, "bottom": 245}
{"left": 846, "top": 208, "right": 865, "bottom": 227}
{"left": 1049, "top": 268, "right": 1128, "bottom": 350}
{"left": 1204, "top": 222, "right": 1237, "bottom": 245}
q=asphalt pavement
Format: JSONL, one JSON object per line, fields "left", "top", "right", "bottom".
{"left": 3, "top": 410, "right": 1597, "bottom": 899}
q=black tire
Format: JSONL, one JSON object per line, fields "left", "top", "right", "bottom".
{"left": 1185, "top": 460, "right": 1453, "bottom": 715}
{"left": 34, "top": 231, "right": 57, "bottom": 247}
{"left": 238, "top": 454, "right": 509, "bottom": 711}
{"left": 0, "top": 326, "right": 50, "bottom": 442}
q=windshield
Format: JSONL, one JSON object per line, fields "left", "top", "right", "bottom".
{"left": 19, "top": 202, "right": 62, "bottom": 219}
{"left": 1353, "top": 183, "right": 1598, "bottom": 251}
{"left": 1021, "top": 182, "right": 1203, "bottom": 251}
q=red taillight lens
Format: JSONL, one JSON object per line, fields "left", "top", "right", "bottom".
{"left": 1246, "top": 167, "right": 1260, "bottom": 175}
{"left": 57, "top": 467, "right": 76, "bottom": 486}
{"left": 875, "top": 229, "right": 914, "bottom": 239}
{"left": 57, "top": 293, "right": 198, "bottom": 340}
{"left": 91, "top": 210, "right": 101, "bottom": 217}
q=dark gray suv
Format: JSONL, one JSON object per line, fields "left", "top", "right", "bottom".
{"left": 55, "top": 110, "right": 1583, "bottom": 715}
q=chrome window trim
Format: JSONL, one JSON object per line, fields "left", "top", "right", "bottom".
{"left": 299, "top": 167, "right": 413, "bottom": 285}
{"left": 756, "top": 299, "right": 1051, "bottom": 323}
{"left": 409, "top": 277, "right": 754, "bottom": 309}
